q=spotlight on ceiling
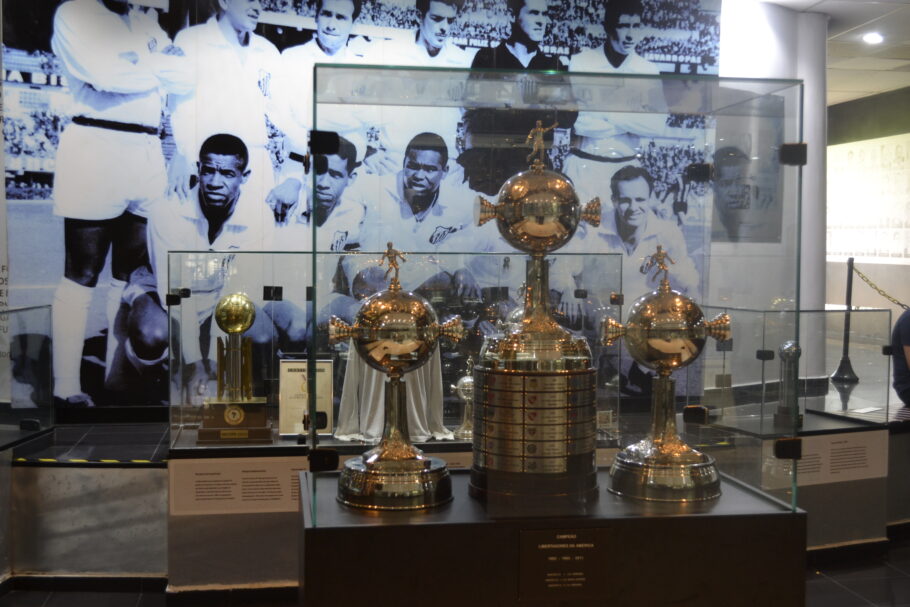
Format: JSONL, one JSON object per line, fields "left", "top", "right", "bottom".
{"left": 862, "top": 32, "right": 884, "bottom": 45}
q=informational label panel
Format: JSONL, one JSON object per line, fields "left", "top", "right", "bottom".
{"left": 761, "top": 429, "right": 888, "bottom": 490}
{"left": 519, "top": 529, "right": 603, "bottom": 600}
{"left": 278, "top": 359, "right": 333, "bottom": 436}
{"left": 828, "top": 133, "right": 910, "bottom": 264}
{"left": 169, "top": 456, "right": 309, "bottom": 516}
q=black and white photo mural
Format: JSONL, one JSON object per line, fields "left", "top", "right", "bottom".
{"left": 2, "top": 0, "right": 720, "bottom": 408}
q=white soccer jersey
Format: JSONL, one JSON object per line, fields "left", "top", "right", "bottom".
{"left": 359, "top": 171, "right": 475, "bottom": 254}
{"left": 51, "top": 1, "right": 192, "bottom": 219}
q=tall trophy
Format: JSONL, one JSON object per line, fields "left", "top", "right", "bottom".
{"left": 198, "top": 292, "right": 270, "bottom": 444}
{"left": 452, "top": 356, "right": 475, "bottom": 440}
{"left": 471, "top": 152, "right": 602, "bottom": 506}
{"left": 329, "top": 243, "right": 464, "bottom": 510}
{"left": 602, "top": 246, "right": 731, "bottom": 501}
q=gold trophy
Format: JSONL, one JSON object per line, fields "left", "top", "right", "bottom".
{"left": 602, "top": 246, "right": 731, "bottom": 501}
{"left": 451, "top": 356, "right": 475, "bottom": 441}
{"left": 329, "top": 243, "right": 464, "bottom": 510}
{"left": 198, "top": 292, "right": 270, "bottom": 444}
{"left": 471, "top": 153, "right": 602, "bottom": 505}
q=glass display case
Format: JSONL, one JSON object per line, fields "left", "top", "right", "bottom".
{"left": 0, "top": 305, "right": 53, "bottom": 446}
{"left": 166, "top": 250, "right": 624, "bottom": 451}
{"left": 304, "top": 64, "right": 804, "bottom": 517}
{"left": 167, "top": 252, "right": 311, "bottom": 449}
{"left": 698, "top": 306, "right": 892, "bottom": 429}
{"left": 168, "top": 66, "right": 806, "bottom": 520}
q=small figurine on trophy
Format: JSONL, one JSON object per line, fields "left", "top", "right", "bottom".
{"left": 525, "top": 119, "right": 558, "bottom": 164}
{"left": 329, "top": 243, "right": 464, "bottom": 510}
{"left": 379, "top": 241, "right": 406, "bottom": 285}
{"left": 198, "top": 292, "right": 270, "bottom": 444}
{"left": 639, "top": 245, "right": 674, "bottom": 282}
{"left": 451, "top": 356, "right": 475, "bottom": 441}
{"left": 602, "top": 245, "right": 731, "bottom": 501}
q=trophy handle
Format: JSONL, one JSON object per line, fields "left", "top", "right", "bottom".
{"left": 476, "top": 197, "right": 497, "bottom": 227}
{"left": 581, "top": 197, "right": 601, "bottom": 228}
{"left": 704, "top": 313, "right": 732, "bottom": 343}
{"left": 601, "top": 316, "right": 626, "bottom": 346}
{"left": 328, "top": 316, "right": 356, "bottom": 344}
{"left": 437, "top": 316, "right": 465, "bottom": 343}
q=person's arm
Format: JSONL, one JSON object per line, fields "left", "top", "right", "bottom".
{"left": 52, "top": 4, "right": 160, "bottom": 94}
{"left": 903, "top": 345, "right": 910, "bottom": 367}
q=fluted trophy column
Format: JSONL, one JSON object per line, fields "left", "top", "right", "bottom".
{"left": 329, "top": 243, "right": 464, "bottom": 510}
{"left": 470, "top": 153, "right": 602, "bottom": 506}
{"left": 602, "top": 246, "right": 732, "bottom": 501}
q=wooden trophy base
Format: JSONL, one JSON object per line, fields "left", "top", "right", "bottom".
{"left": 197, "top": 399, "right": 271, "bottom": 444}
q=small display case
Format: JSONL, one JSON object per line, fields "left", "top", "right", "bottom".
{"left": 0, "top": 305, "right": 53, "bottom": 446}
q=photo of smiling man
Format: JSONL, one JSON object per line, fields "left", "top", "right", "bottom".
{"left": 570, "top": 164, "right": 697, "bottom": 316}
{"left": 361, "top": 132, "right": 473, "bottom": 252}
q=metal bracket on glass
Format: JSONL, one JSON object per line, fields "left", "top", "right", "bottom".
{"left": 574, "top": 289, "right": 588, "bottom": 299}
{"left": 610, "top": 292, "right": 624, "bottom": 306}
{"left": 779, "top": 143, "right": 808, "bottom": 166}
{"left": 305, "top": 286, "right": 314, "bottom": 302}
{"left": 683, "top": 405, "right": 716, "bottom": 425}
{"left": 756, "top": 349, "right": 775, "bottom": 361}
{"left": 716, "top": 338, "right": 733, "bottom": 352}
{"left": 773, "top": 437, "right": 802, "bottom": 460}
{"left": 309, "top": 130, "right": 340, "bottom": 154}
{"left": 685, "top": 162, "right": 712, "bottom": 182}
{"left": 165, "top": 288, "right": 190, "bottom": 306}
{"left": 307, "top": 448, "right": 339, "bottom": 472}
{"left": 883, "top": 345, "right": 893, "bottom": 356}
{"left": 263, "top": 285, "right": 283, "bottom": 301}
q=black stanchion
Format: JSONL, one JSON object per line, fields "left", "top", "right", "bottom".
{"left": 831, "top": 257, "right": 859, "bottom": 408}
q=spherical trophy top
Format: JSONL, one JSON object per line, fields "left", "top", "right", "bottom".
{"left": 623, "top": 287, "right": 707, "bottom": 375}
{"left": 214, "top": 292, "right": 256, "bottom": 335}
{"left": 486, "top": 167, "right": 582, "bottom": 254}
{"left": 351, "top": 287, "right": 441, "bottom": 377}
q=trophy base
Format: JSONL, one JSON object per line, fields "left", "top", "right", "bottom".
{"left": 469, "top": 465, "right": 599, "bottom": 514}
{"left": 197, "top": 400, "right": 271, "bottom": 445}
{"left": 608, "top": 449, "right": 721, "bottom": 502}
{"left": 453, "top": 426, "right": 473, "bottom": 441}
{"left": 337, "top": 456, "right": 453, "bottom": 511}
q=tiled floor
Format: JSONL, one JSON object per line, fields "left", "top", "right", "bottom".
{"left": 808, "top": 540, "right": 910, "bottom": 606}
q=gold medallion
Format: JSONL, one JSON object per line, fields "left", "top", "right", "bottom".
{"left": 224, "top": 404, "right": 245, "bottom": 426}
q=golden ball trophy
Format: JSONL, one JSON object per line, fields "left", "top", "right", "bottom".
{"left": 329, "top": 243, "right": 464, "bottom": 510}
{"left": 198, "top": 292, "right": 270, "bottom": 444}
{"left": 470, "top": 150, "right": 602, "bottom": 506}
{"left": 602, "top": 246, "right": 731, "bottom": 501}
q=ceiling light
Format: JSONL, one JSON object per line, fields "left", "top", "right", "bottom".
{"left": 862, "top": 32, "right": 884, "bottom": 44}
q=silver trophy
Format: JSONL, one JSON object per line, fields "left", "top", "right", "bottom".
{"left": 329, "top": 243, "right": 464, "bottom": 510}
{"left": 471, "top": 153, "right": 602, "bottom": 504}
{"left": 452, "top": 356, "right": 475, "bottom": 440}
{"left": 602, "top": 246, "right": 731, "bottom": 501}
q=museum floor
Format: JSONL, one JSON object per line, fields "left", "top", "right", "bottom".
{"left": 1, "top": 541, "right": 910, "bottom": 607}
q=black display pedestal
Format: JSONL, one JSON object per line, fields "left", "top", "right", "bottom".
{"left": 300, "top": 470, "right": 805, "bottom": 606}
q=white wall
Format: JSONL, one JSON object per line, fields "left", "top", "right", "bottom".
{"left": 719, "top": 1, "right": 829, "bottom": 382}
